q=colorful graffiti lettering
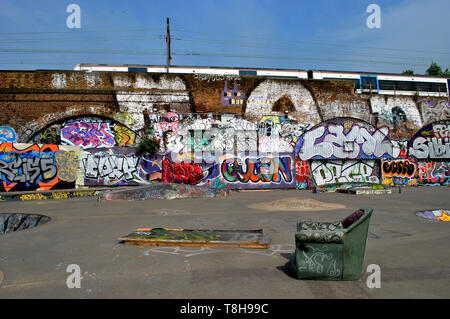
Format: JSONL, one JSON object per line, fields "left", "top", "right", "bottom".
{"left": 55, "top": 150, "right": 79, "bottom": 182}
{"left": 381, "top": 159, "right": 417, "bottom": 186}
{"left": 0, "top": 143, "right": 78, "bottom": 192}
{"left": 408, "top": 120, "right": 450, "bottom": 159}
{"left": 416, "top": 210, "right": 450, "bottom": 222}
{"left": 417, "top": 161, "right": 450, "bottom": 185}
{"left": 382, "top": 159, "right": 416, "bottom": 178}
{"left": 83, "top": 152, "right": 140, "bottom": 184}
{"left": 221, "top": 155, "right": 293, "bottom": 184}
{"left": 296, "top": 123, "right": 393, "bottom": 161}
{"left": 154, "top": 121, "right": 180, "bottom": 140}
{"left": 310, "top": 160, "right": 380, "bottom": 186}
{"left": 61, "top": 121, "right": 115, "bottom": 148}
{"left": 113, "top": 124, "right": 136, "bottom": 147}
{"left": 295, "top": 158, "right": 309, "bottom": 189}
{"left": 161, "top": 157, "right": 204, "bottom": 185}
{"left": 33, "top": 126, "right": 61, "bottom": 145}
{"left": 0, "top": 127, "right": 16, "bottom": 143}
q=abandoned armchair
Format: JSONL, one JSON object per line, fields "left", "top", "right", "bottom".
{"left": 289, "top": 206, "right": 373, "bottom": 280}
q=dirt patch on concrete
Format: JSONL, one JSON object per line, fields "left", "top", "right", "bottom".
{"left": 248, "top": 198, "right": 346, "bottom": 211}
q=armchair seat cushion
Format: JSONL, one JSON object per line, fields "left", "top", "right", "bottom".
{"left": 296, "top": 229, "right": 345, "bottom": 244}
{"left": 298, "top": 221, "right": 343, "bottom": 232}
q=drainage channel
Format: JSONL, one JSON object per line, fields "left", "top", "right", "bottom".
{"left": 0, "top": 213, "right": 51, "bottom": 234}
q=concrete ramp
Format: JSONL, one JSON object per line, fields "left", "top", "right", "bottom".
{"left": 99, "top": 183, "right": 230, "bottom": 201}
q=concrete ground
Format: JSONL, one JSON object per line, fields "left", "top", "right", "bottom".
{"left": 0, "top": 187, "right": 449, "bottom": 299}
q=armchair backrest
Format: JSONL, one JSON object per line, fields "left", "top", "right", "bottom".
{"left": 343, "top": 206, "right": 373, "bottom": 234}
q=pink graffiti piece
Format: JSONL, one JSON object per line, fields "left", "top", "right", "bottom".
{"left": 418, "top": 162, "right": 450, "bottom": 184}
{"left": 164, "top": 112, "right": 180, "bottom": 122}
{"left": 61, "top": 122, "right": 115, "bottom": 149}
{"left": 153, "top": 122, "right": 179, "bottom": 139}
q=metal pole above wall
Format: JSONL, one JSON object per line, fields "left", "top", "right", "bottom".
{"left": 166, "top": 17, "right": 171, "bottom": 73}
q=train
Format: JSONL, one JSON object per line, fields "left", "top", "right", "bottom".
{"left": 74, "top": 63, "right": 450, "bottom": 97}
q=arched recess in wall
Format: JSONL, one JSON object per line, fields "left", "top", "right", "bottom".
{"left": 244, "top": 79, "right": 321, "bottom": 126}
{"left": 27, "top": 115, "right": 137, "bottom": 148}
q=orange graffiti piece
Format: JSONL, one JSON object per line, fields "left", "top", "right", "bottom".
{"left": 382, "top": 159, "right": 416, "bottom": 178}
{"left": 0, "top": 143, "right": 61, "bottom": 192}
{"left": 437, "top": 211, "right": 450, "bottom": 222}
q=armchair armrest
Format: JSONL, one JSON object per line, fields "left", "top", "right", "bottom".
{"left": 296, "top": 229, "right": 345, "bottom": 244}
{"left": 297, "top": 221, "right": 343, "bottom": 232}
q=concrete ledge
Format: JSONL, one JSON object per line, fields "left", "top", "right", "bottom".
{"left": 0, "top": 187, "right": 121, "bottom": 202}
{"left": 99, "top": 183, "right": 230, "bottom": 201}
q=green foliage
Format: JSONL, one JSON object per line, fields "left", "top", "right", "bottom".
{"left": 136, "top": 136, "right": 160, "bottom": 156}
{"left": 402, "top": 69, "right": 414, "bottom": 75}
{"left": 426, "top": 62, "right": 443, "bottom": 76}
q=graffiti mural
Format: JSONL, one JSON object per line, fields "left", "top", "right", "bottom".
{"left": 418, "top": 99, "right": 450, "bottom": 125}
{"left": 408, "top": 120, "right": 450, "bottom": 160}
{"left": 417, "top": 161, "right": 450, "bottom": 186}
{"left": 222, "top": 81, "right": 246, "bottom": 107}
{"left": 161, "top": 157, "right": 204, "bottom": 185}
{"left": 257, "top": 116, "right": 307, "bottom": 152}
{"left": 83, "top": 147, "right": 141, "bottom": 186}
{"left": 55, "top": 150, "right": 79, "bottom": 182}
{"left": 381, "top": 159, "right": 417, "bottom": 186}
{"left": 295, "top": 157, "right": 309, "bottom": 189}
{"left": 0, "top": 143, "right": 81, "bottom": 192}
{"left": 33, "top": 126, "right": 61, "bottom": 145}
{"left": 61, "top": 121, "right": 115, "bottom": 148}
{"left": 0, "top": 127, "right": 16, "bottom": 143}
{"left": 113, "top": 124, "right": 136, "bottom": 147}
{"left": 153, "top": 112, "right": 180, "bottom": 140}
{"left": 296, "top": 119, "right": 393, "bottom": 161}
{"left": 217, "top": 153, "right": 295, "bottom": 189}
{"left": 153, "top": 114, "right": 259, "bottom": 154}
{"left": 416, "top": 209, "right": 450, "bottom": 222}
{"left": 310, "top": 160, "right": 380, "bottom": 187}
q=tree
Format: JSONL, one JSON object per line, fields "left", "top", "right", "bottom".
{"left": 402, "top": 69, "right": 414, "bottom": 75}
{"left": 426, "top": 62, "right": 443, "bottom": 76}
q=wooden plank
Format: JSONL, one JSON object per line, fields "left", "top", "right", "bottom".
{"left": 118, "top": 228, "right": 271, "bottom": 249}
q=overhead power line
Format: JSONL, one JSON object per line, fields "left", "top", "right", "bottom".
{"left": 0, "top": 48, "right": 166, "bottom": 55}
{"left": 172, "top": 28, "right": 450, "bottom": 56}
{"left": 173, "top": 51, "right": 433, "bottom": 67}
{"left": 0, "top": 29, "right": 164, "bottom": 35}
{"left": 0, "top": 36, "right": 164, "bottom": 44}
{"left": 172, "top": 35, "right": 433, "bottom": 62}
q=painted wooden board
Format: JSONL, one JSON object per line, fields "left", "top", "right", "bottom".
{"left": 118, "top": 228, "right": 271, "bottom": 248}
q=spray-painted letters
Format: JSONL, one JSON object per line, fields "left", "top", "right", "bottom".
{"left": 310, "top": 160, "right": 380, "bottom": 186}
{"left": 296, "top": 123, "right": 393, "bottom": 161}
{"left": 408, "top": 121, "right": 450, "bottom": 159}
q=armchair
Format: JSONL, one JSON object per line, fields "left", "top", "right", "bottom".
{"left": 289, "top": 206, "right": 373, "bottom": 280}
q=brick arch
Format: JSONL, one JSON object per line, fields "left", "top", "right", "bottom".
{"left": 245, "top": 79, "right": 321, "bottom": 125}
{"left": 17, "top": 106, "right": 118, "bottom": 143}
{"left": 22, "top": 112, "right": 136, "bottom": 147}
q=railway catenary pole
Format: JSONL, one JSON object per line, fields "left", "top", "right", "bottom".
{"left": 166, "top": 17, "right": 171, "bottom": 73}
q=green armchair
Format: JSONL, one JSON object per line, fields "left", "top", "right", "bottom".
{"left": 289, "top": 206, "right": 373, "bottom": 280}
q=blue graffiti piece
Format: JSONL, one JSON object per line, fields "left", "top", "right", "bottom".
{"left": 0, "top": 127, "right": 16, "bottom": 143}
{"left": 0, "top": 154, "right": 57, "bottom": 186}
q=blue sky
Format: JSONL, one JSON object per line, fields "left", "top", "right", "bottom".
{"left": 0, "top": 0, "right": 448, "bottom": 74}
